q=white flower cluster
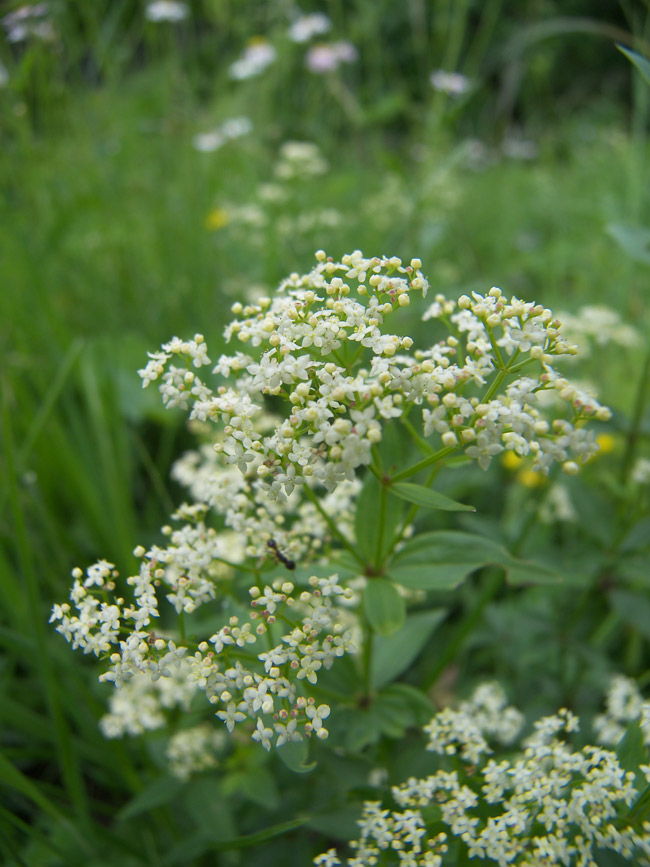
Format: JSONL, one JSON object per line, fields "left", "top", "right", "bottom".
{"left": 558, "top": 304, "right": 639, "bottom": 355}
{"left": 100, "top": 663, "right": 197, "bottom": 738}
{"left": 288, "top": 13, "right": 331, "bottom": 44}
{"left": 274, "top": 141, "right": 329, "bottom": 180}
{"left": 595, "top": 675, "right": 650, "bottom": 747}
{"left": 51, "top": 540, "right": 356, "bottom": 750}
{"left": 192, "top": 116, "right": 252, "bottom": 153}
{"left": 139, "top": 251, "right": 609, "bottom": 503}
{"left": 316, "top": 688, "right": 650, "bottom": 867}
{"left": 632, "top": 457, "right": 650, "bottom": 485}
{"left": 430, "top": 70, "right": 471, "bottom": 97}
{"left": 424, "top": 682, "right": 524, "bottom": 764}
{"left": 145, "top": 1, "right": 188, "bottom": 22}
{"left": 229, "top": 38, "right": 276, "bottom": 80}
{"left": 169, "top": 444, "right": 358, "bottom": 561}
{"left": 2, "top": 3, "right": 54, "bottom": 43}
{"left": 166, "top": 724, "right": 225, "bottom": 780}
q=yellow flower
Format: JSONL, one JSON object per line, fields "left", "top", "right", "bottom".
{"left": 595, "top": 433, "right": 616, "bottom": 454}
{"left": 205, "top": 208, "right": 229, "bottom": 232}
{"left": 502, "top": 451, "right": 524, "bottom": 471}
{"left": 517, "top": 468, "right": 545, "bottom": 488}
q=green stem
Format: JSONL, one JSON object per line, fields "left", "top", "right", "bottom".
{"left": 621, "top": 339, "right": 650, "bottom": 484}
{"left": 302, "top": 484, "right": 365, "bottom": 566}
{"left": 422, "top": 568, "right": 504, "bottom": 690}
{"left": 401, "top": 416, "right": 436, "bottom": 456}
{"left": 362, "top": 625, "right": 374, "bottom": 696}
{"left": 486, "top": 324, "right": 505, "bottom": 369}
{"left": 421, "top": 468, "right": 552, "bottom": 690}
{"left": 384, "top": 465, "right": 440, "bottom": 559}
{"left": 481, "top": 347, "right": 521, "bottom": 404}
{"left": 391, "top": 446, "right": 457, "bottom": 483}
{"left": 375, "top": 483, "right": 388, "bottom": 568}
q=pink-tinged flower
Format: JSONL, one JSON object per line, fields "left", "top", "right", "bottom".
{"left": 306, "top": 41, "right": 357, "bottom": 74}
{"left": 2, "top": 3, "right": 54, "bottom": 43}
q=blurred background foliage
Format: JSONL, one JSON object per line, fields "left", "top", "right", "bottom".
{"left": 2, "top": 0, "right": 650, "bottom": 865}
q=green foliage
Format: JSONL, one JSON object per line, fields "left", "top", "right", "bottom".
{"left": 2, "top": 3, "right": 650, "bottom": 866}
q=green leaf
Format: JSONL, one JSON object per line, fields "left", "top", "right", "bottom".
{"left": 389, "top": 531, "right": 561, "bottom": 590}
{"left": 616, "top": 722, "right": 647, "bottom": 773}
{"left": 0, "top": 751, "right": 66, "bottom": 824}
{"left": 0, "top": 754, "right": 91, "bottom": 854}
{"left": 390, "top": 482, "right": 475, "bottom": 512}
{"left": 380, "top": 682, "right": 434, "bottom": 723}
{"left": 277, "top": 739, "right": 316, "bottom": 774}
{"left": 363, "top": 578, "right": 406, "bottom": 636}
{"left": 617, "top": 44, "right": 650, "bottom": 88}
{"left": 183, "top": 777, "right": 238, "bottom": 840}
{"left": 371, "top": 609, "right": 447, "bottom": 689}
{"left": 337, "top": 683, "right": 433, "bottom": 751}
{"left": 394, "top": 530, "right": 506, "bottom": 565}
{"left": 161, "top": 818, "right": 310, "bottom": 862}
{"left": 620, "top": 516, "right": 650, "bottom": 553}
{"left": 606, "top": 223, "right": 650, "bottom": 265}
{"left": 502, "top": 557, "right": 562, "bottom": 586}
{"left": 306, "top": 807, "right": 361, "bottom": 839}
{"left": 223, "top": 766, "right": 280, "bottom": 810}
{"left": 117, "top": 776, "right": 184, "bottom": 822}
{"left": 609, "top": 590, "right": 650, "bottom": 639}
{"left": 625, "top": 781, "right": 650, "bottom": 826}
{"left": 387, "top": 562, "right": 473, "bottom": 590}
{"left": 355, "top": 473, "right": 402, "bottom": 562}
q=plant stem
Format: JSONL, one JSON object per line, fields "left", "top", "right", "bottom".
{"left": 384, "top": 465, "right": 440, "bottom": 558}
{"left": 391, "top": 445, "right": 457, "bottom": 482}
{"left": 421, "top": 469, "right": 553, "bottom": 689}
{"left": 401, "top": 416, "right": 436, "bottom": 456}
{"left": 362, "top": 624, "right": 374, "bottom": 696}
{"left": 620, "top": 339, "right": 650, "bottom": 484}
{"left": 375, "top": 482, "right": 388, "bottom": 568}
{"left": 422, "top": 568, "right": 504, "bottom": 690}
{"left": 302, "top": 484, "right": 365, "bottom": 566}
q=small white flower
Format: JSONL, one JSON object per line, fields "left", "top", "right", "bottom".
{"left": 145, "top": 1, "right": 188, "bottom": 23}
{"left": 251, "top": 717, "right": 274, "bottom": 750}
{"left": 430, "top": 70, "right": 471, "bottom": 96}
{"left": 632, "top": 457, "right": 650, "bottom": 485}
{"left": 288, "top": 13, "right": 331, "bottom": 43}
{"left": 229, "top": 39, "right": 276, "bottom": 80}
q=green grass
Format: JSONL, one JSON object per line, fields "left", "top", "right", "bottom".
{"left": 2, "top": 8, "right": 650, "bottom": 863}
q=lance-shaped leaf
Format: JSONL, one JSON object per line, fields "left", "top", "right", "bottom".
{"left": 355, "top": 474, "right": 402, "bottom": 561}
{"left": 390, "top": 481, "right": 475, "bottom": 512}
{"left": 617, "top": 44, "right": 650, "bottom": 88}
{"left": 371, "top": 608, "right": 447, "bottom": 689}
{"left": 387, "top": 530, "right": 561, "bottom": 591}
{"left": 277, "top": 739, "right": 317, "bottom": 774}
{"left": 363, "top": 578, "right": 406, "bottom": 636}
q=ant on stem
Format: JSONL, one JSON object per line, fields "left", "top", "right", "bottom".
{"left": 267, "top": 538, "right": 296, "bottom": 571}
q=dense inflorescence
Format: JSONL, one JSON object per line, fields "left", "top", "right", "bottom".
{"left": 52, "top": 251, "right": 611, "bottom": 760}
{"left": 139, "top": 250, "right": 609, "bottom": 500}
{"left": 316, "top": 684, "right": 650, "bottom": 867}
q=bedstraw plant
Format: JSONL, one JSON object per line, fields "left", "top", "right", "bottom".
{"left": 49, "top": 249, "right": 650, "bottom": 865}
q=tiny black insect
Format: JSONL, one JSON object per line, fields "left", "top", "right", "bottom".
{"left": 267, "top": 538, "right": 296, "bottom": 570}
